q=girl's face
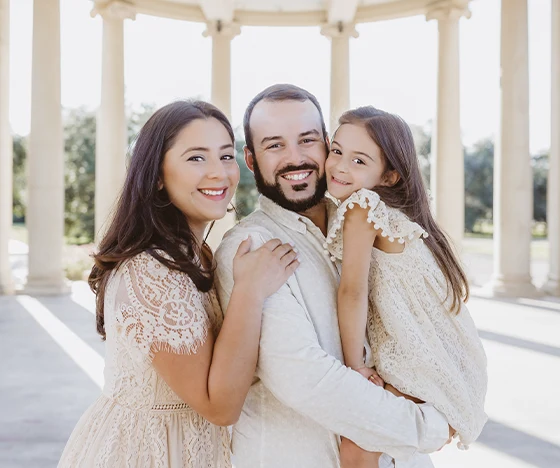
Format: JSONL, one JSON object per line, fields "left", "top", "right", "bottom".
{"left": 326, "top": 123, "right": 387, "bottom": 201}
{"left": 161, "top": 117, "right": 240, "bottom": 232}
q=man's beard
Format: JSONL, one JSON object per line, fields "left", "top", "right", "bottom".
{"left": 252, "top": 159, "right": 327, "bottom": 213}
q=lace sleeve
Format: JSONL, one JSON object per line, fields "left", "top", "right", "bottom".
{"left": 114, "top": 252, "right": 210, "bottom": 362}
{"left": 324, "top": 188, "right": 428, "bottom": 261}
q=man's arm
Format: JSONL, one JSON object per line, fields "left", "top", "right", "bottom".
{"left": 214, "top": 229, "right": 449, "bottom": 459}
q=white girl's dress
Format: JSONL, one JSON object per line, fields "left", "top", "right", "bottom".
{"left": 58, "top": 252, "right": 231, "bottom": 468}
{"left": 325, "top": 189, "right": 488, "bottom": 454}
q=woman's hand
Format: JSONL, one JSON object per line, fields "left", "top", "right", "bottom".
{"left": 355, "top": 367, "right": 385, "bottom": 387}
{"left": 233, "top": 237, "right": 300, "bottom": 301}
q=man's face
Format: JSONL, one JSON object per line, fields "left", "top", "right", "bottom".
{"left": 245, "top": 99, "right": 328, "bottom": 213}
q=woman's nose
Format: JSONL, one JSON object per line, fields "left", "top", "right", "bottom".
{"left": 207, "top": 158, "right": 227, "bottom": 180}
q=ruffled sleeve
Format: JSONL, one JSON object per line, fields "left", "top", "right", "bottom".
{"left": 114, "top": 252, "right": 211, "bottom": 362}
{"left": 324, "top": 188, "right": 428, "bottom": 261}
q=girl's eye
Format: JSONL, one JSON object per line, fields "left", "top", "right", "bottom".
{"left": 221, "top": 154, "right": 235, "bottom": 161}
{"left": 330, "top": 149, "right": 342, "bottom": 155}
{"left": 353, "top": 158, "right": 365, "bottom": 165}
{"left": 187, "top": 155, "right": 204, "bottom": 162}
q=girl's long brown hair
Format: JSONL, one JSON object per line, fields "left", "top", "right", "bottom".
{"left": 89, "top": 100, "right": 235, "bottom": 339}
{"left": 338, "top": 107, "right": 469, "bottom": 313}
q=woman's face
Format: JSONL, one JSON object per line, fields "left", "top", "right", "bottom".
{"left": 161, "top": 117, "right": 240, "bottom": 231}
{"left": 325, "top": 123, "right": 386, "bottom": 201}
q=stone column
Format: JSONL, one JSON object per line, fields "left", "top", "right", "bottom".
{"left": 321, "top": 23, "right": 359, "bottom": 133}
{"left": 0, "top": 0, "right": 13, "bottom": 294}
{"left": 544, "top": 0, "right": 560, "bottom": 296}
{"left": 91, "top": 1, "right": 135, "bottom": 241}
{"left": 203, "top": 21, "right": 240, "bottom": 249}
{"left": 25, "top": 0, "right": 67, "bottom": 295}
{"left": 203, "top": 21, "right": 240, "bottom": 120}
{"left": 426, "top": 3, "right": 470, "bottom": 251}
{"left": 490, "top": 0, "right": 538, "bottom": 297}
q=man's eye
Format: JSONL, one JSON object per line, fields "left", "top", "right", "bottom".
{"left": 268, "top": 144, "right": 281, "bottom": 149}
{"left": 302, "top": 138, "right": 316, "bottom": 144}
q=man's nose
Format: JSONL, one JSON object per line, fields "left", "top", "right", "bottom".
{"left": 284, "top": 143, "right": 305, "bottom": 166}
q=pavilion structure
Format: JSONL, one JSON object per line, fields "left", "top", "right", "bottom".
{"left": 0, "top": 0, "right": 558, "bottom": 298}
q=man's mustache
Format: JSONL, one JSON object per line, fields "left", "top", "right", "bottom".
{"left": 276, "top": 163, "right": 320, "bottom": 178}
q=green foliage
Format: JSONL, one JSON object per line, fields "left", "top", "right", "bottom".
{"left": 533, "top": 152, "right": 548, "bottom": 223}
{"left": 63, "top": 108, "right": 96, "bottom": 244}
{"left": 12, "top": 135, "right": 27, "bottom": 223}
{"left": 233, "top": 128, "right": 258, "bottom": 219}
{"left": 464, "top": 139, "right": 494, "bottom": 232}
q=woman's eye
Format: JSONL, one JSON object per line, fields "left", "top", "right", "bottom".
{"left": 187, "top": 155, "right": 204, "bottom": 162}
{"left": 221, "top": 154, "right": 235, "bottom": 161}
{"left": 353, "top": 158, "right": 365, "bottom": 165}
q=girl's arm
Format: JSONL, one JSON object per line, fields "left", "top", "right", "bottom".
{"left": 337, "top": 206, "right": 377, "bottom": 371}
{"left": 153, "top": 238, "right": 299, "bottom": 426}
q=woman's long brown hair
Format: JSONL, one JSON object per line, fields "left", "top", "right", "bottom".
{"left": 89, "top": 100, "right": 235, "bottom": 339}
{"left": 338, "top": 107, "right": 469, "bottom": 314}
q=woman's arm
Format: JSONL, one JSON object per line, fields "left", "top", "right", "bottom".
{"left": 337, "top": 206, "right": 377, "bottom": 371}
{"left": 153, "top": 238, "right": 298, "bottom": 426}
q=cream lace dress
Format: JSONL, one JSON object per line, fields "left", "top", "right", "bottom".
{"left": 58, "top": 252, "right": 231, "bottom": 468}
{"left": 325, "top": 189, "right": 488, "bottom": 449}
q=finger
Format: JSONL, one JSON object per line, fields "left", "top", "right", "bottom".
{"left": 262, "top": 238, "right": 283, "bottom": 251}
{"left": 274, "top": 243, "right": 296, "bottom": 259}
{"left": 284, "top": 259, "right": 300, "bottom": 277}
{"left": 280, "top": 250, "right": 298, "bottom": 267}
{"left": 234, "top": 236, "right": 252, "bottom": 257}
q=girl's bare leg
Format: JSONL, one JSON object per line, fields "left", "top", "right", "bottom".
{"left": 340, "top": 436, "right": 382, "bottom": 468}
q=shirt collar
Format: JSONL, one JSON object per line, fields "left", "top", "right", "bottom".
{"left": 258, "top": 196, "right": 308, "bottom": 234}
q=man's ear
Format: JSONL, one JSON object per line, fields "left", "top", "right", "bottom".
{"left": 383, "top": 170, "right": 401, "bottom": 187}
{"left": 244, "top": 146, "right": 255, "bottom": 174}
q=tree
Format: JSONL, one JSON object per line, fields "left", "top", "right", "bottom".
{"left": 464, "top": 139, "right": 494, "bottom": 232}
{"left": 12, "top": 135, "right": 27, "bottom": 223}
{"left": 532, "top": 152, "right": 548, "bottom": 223}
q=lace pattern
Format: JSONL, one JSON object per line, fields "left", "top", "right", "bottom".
{"left": 324, "top": 189, "right": 428, "bottom": 261}
{"left": 58, "top": 251, "right": 231, "bottom": 468}
{"left": 325, "top": 191, "right": 488, "bottom": 448}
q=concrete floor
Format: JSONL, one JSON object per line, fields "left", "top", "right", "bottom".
{"left": 1, "top": 245, "right": 559, "bottom": 467}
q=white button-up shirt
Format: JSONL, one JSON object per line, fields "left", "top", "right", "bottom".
{"left": 214, "top": 196, "right": 449, "bottom": 468}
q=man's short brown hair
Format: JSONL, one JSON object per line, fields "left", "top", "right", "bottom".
{"left": 243, "top": 84, "right": 328, "bottom": 155}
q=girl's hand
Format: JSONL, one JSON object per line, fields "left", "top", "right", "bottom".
{"left": 233, "top": 237, "right": 300, "bottom": 302}
{"left": 356, "top": 367, "right": 385, "bottom": 387}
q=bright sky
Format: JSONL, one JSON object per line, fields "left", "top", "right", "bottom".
{"left": 8, "top": 0, "right": 552, "bottom": 153}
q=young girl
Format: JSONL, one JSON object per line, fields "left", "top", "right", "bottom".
{"left": 325, "top": 107, "right": 487, "bottom": 467}
{"left": 58, "top": 101, "right": 299, "bottom": 467}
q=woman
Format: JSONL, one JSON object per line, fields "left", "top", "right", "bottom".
{"left": 58, "top": 100, "right": 299, "bottom": 467}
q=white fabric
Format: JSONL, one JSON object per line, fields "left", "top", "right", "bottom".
{"left": 326, "top": 188, "right": 488, "bottom": 448}
{"left": 214, "top": 196, "right": 450, "bottom": 468}
{"left": 58, "top": 252, "right": 231, "bottom": 468}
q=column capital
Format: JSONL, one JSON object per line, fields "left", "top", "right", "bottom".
{"left": 426, "top": 1, "right": 471, "bottom": 22}
{"left": 320, "top": 22, "right": 359, "bottom": 39}
{"left": 203, "top": 21, "right": 241, "bottom": 39}
{"left": 91, "top": 0, "right": 136, "bottom": 21}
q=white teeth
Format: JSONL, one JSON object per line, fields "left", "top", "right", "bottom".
{"left": 200, "top": 189, "right": 225, "bottom": 196}
{"left": 284, "top": 172, "right": 311, "bottom": 181}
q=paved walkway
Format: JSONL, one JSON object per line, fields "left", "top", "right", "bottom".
{"left": 1, "top": 243, "right": 560, "bottom": 467}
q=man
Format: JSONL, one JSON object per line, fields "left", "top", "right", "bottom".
{"left": 214, "top": 84, "right": 451, "bottom": 468}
